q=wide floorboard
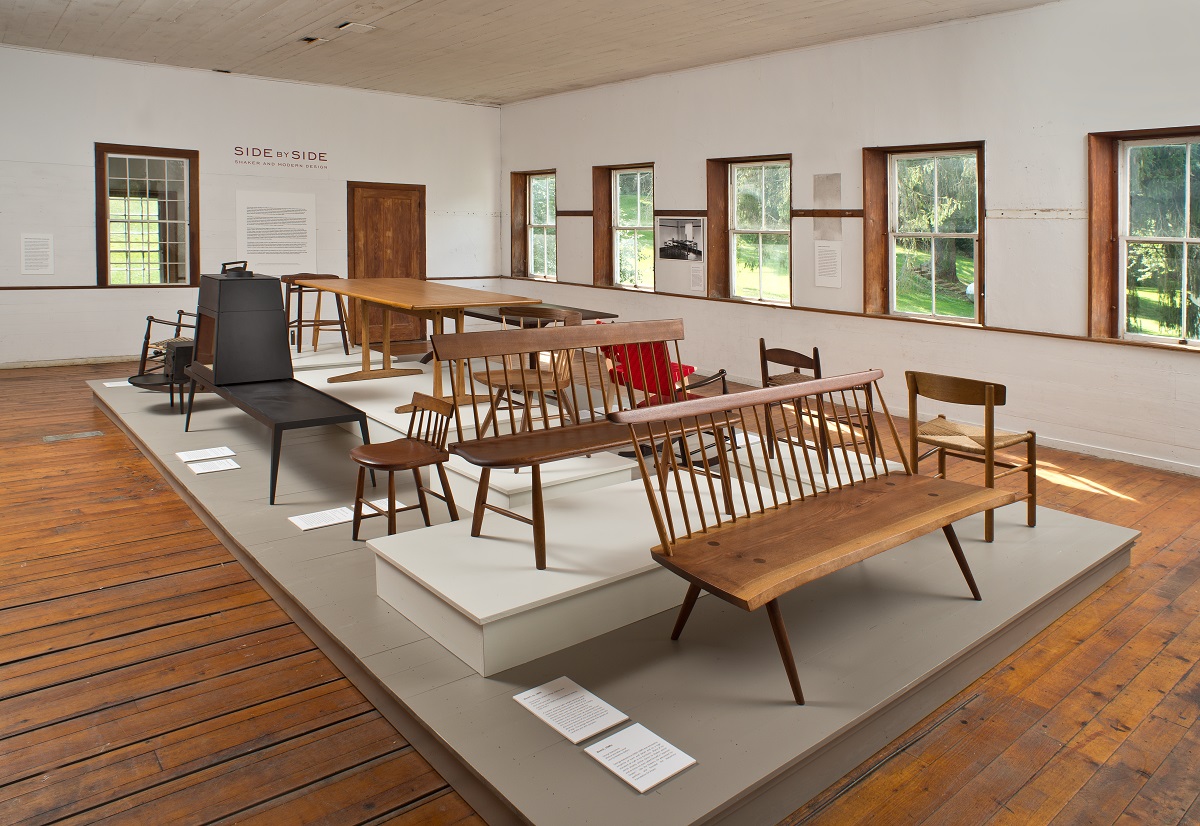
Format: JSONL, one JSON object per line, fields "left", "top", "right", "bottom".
{"left": 0, "top": 363, "right": 481, "bottom": 825}
{"left": 3, "top": 362, "right": 1199, "bottom": 824}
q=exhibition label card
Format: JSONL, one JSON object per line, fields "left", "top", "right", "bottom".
{"left": 513, "top": 676, "right": 628, "bottom": 744}
{"left": 585, "top": 723, "right": 696, "bottom": 793}
{"left": 188, "top": 458, "right": 240, "bottom": 474}
{"left": 103, "top": 380, "right": 132, "bottom": 387}
{"left": 289, "top": 507, "right": 354, "bottom": 531}
{"left": 177, "top": 446, "right": 235, "bottom": 463}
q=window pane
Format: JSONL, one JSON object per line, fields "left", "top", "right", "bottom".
{"left": 167, "top": 159, "right": 185, "bottom": 181}
{"left": 147, "top": 158, "right": 166, "bottom": 179}
{"left": 530, "top": 176, "right": 549, "bottom": 225}
{"left": 638, "top": 171, "right": 653, "bottom": 226}
{"left": 894, "top": 236, "right": 933, "bottom": 314}
{"left": 531, "top": 228, "right": 545, "bottom": 276}
{"left": 733, "top": 233, "right": 761, "bottom": 300}
{"left": 1188, "top": 244, "right": 1200, "bottom": 340}
{"left": 616, "top": 172, "right": 639, "bottom": 226}
{"left": 546, "top": 227, "right": 556, "bottom": 278}
{"left": 108, "top": 156, "right": 126, "bottom": 178}
{"left": 128, "top": 157, "right": 147, "bottom": 178}
{"left": 637, "top": 229, "right": 654, "bottom": 288}
{"left": 763, "top": 164, "right": 790, "bottom": 231}
{"left": 546, "top": 176, "right": 556, "bottom": 220}
{"left": 1126, "top": 241, "right": 1183, "bottom": 338}
{"left": 936, "top": 155, "right": 978, "bottom": 234}
{"left": 616, "top": 229, "right": 638, "bottom": 286}
{"left": 1190, "top": 146, "right": 1200, "bottom": 240}
{"left": 761, "top": 233, "right": 790, "bottom": 303}
{"left": 734, "top": 167, "right": 762, "bottom": 230}
{"left": 932, "top": 237, "right": 976, "bottom": 319}
{"left": 895, "top": 158, "right": 935, "bottom": 233}
{"left": 1129, "top": 144, "right": 1186, "bottom": 238}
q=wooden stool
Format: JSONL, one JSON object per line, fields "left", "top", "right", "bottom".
{"left": 279, "top": 273, "right": 350, "bottom": 355}
{"left": 350, "top": 393, "right": 459, "bottom": 539}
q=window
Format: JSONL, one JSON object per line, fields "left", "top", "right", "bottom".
{"left": 730, "top": 161, "right": 790, "bottom": 303}
{"left": 889, "top": 151, "right": 979, "bottom": 321}
{"left": 528, "top": 173, "right": 557, "bottom": 279}
{"left": 1119, "top": 139, "right": 1200, "bottom": 343}
{"left": 863, "top": 142, "right": 983, "bottom": 321}
{"left": 96, "top": 143, "right": 199, "bottom": 286}
{"left": 613, "top": 168, "right": 654, "bottom": 289}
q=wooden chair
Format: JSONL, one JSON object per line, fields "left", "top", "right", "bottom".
{"left": 906, "top": 371, "right": 1036, "bottom": 542}
{"left": 759, "top": 339, "right": 823, "bottom": 459}
{"left": 131, "top": 311, "right": 197, "bottom": 412}
{"left": 279, "top": 273, "right": 351, "bottom": 355}
{"left": 350, "top": 392, "right": 459, "bottom": 539}
{"left": 471, "top": 306, "right": 583, "bottom": 435}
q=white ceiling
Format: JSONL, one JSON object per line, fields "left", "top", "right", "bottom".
{"left": 0, "top": 0, "right": 1057, "bottom": 105}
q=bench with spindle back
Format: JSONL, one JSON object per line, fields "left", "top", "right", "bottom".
{"left": 431, "top": 318, "right": 704, "bottom": 570}
{"left": 608, "top": 369, "right": 1019, "bottom": 704}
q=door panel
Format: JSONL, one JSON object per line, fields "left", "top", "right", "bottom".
{"left": 348, "top": 182, "right": 427, "bottom": 346}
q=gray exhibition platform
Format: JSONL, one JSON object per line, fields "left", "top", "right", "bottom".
{"left": 92, "top": 354, "right": 1137, "bottom": 825}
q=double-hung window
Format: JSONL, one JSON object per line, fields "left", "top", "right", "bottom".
{"left": 1121, "top": 138, "right": 1200, "bottom": 343}
{"left": 96, "top": 143, "right": 199, "bottom": 286}
{"left": 528, "top": 173, "right": 557, "bottom": 280}
{"left": 731, "top": 161, "right": 790, "bottom": 303}
{"left": 613, "top": 168, "right": 654, "bottom": 289}
{"left": 889, "top": 151, "right": 979, "bottom": 320}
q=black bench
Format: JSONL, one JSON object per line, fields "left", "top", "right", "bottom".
{"left": 185, "top": 369, "right": 370, "bottom": 504}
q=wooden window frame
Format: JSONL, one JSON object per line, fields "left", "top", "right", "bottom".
{"left": 1088, "top": 125, "right": 1200, "bottom": 339}
{"left": 510, "top": 169, "right": 554, "bottom": 278}
{"left": 95, "top": 143, "right": 200, "bottom": 287}
{"left": 592, "top": 162, "right": 653, "bottom": 287}
{"left": 863, "top": 142, "right": 984, "bottom": 321}
{"left": 706, "top": 153, "right": 791, "bottom": 299}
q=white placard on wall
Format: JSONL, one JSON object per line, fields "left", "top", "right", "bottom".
{"left": 235, "top": 191, "right": 317, "bottom": 275}
{"left": 21, "top": 234, "right": 54, "bottom": 275}
{"left": 814, "top": 240, "right": 842, "bottom": 288}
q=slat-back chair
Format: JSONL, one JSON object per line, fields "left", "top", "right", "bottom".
{"left": 610, "top": 370, "right": 1016, "bottom": 704}
{"left": 472, "top": 306, "right": 583, "bottom": 435}
{"left": 906, "top": 371, "right": 1037, "bottom": 542}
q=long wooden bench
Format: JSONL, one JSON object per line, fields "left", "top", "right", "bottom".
{"left": 431, "top": 318, "right": 704, "bottom": 570}
{"left": 608, "top": 369, "right": 1019, "bottom": 705}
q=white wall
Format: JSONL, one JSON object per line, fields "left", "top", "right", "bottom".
{"left": 0, "top": 46, "right": 501, "bottom": 364}
{"left": 497, "top": 0, "right": 1200, "bottom": 475}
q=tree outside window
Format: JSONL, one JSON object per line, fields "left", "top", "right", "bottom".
{"left": 614, "top": 168, "right": 654, "bottom": 289}
{"left": 890, "top": 151, "right": 978, "bottom": 320}
{"left": 731, "top": 161, "right": 790, "bottom": 303}
{"left": 528, "top": 173, "right": 556, "bottom": 279}
{"left": 1122, "top": 140, "right": 1200, "bottom": 342}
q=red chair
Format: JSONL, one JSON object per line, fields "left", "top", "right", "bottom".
{"left": 605, "top": 341, "right": 727, "bottom": 408}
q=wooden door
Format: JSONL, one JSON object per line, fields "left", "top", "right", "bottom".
{"left": 347, "top": 181, "right": 427, "bottom": 346}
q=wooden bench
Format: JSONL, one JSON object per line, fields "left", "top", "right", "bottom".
{"left": 184, "top": 369, "right": 370, "bottom": 505}
{"left": 608, "top": 369, "right": 1018, "bottom": 704}
{"left": 431, "top": 318, "right": 704, "bottom": 570}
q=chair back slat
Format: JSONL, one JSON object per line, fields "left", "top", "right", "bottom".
{"left": 609, "top": 370, "right": 902, "bottom": 556}
{"left": 406, "top": 392, "right": 454, "bottom": 449}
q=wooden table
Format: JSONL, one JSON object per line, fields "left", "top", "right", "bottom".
{"left": 295, "top": 278, "right": 540, "bottom": 409}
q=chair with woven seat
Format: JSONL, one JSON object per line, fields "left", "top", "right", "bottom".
{"left": 759, "top": 339, "right": 823, "bottom": 459}
{"left": 279, "top": 273, "right": 350, "bottom": 355}
{"left": 906, "top": 370, "right": 1036, "bottom": 542}
{"left": 472, "top": 306, "right": 583, "bottom": 436}
{"left": 350, "top": 392, "right": 459, "bottom": 540}
{"left": 130, "top": 311, "right": 197, "bottom": 412}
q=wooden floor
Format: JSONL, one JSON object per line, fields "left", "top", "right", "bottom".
{"left": 0, "top": 362, "right": 481, "bottom": 826}
{"left": 2, "top": 362, "right": 1199, "bottom": 824}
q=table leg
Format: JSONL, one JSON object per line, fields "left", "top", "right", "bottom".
{"left": 269, "top": 427, "right": 283, "bottom": 505}
{"left": 328, "top": 297, "right": 422, "bottom": 383}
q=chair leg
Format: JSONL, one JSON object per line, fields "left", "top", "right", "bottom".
{"left": 471, "top": 468, "right": 491, "bottom": 537}
{"left": 943, "top": 524, "right": 982, "bottom": 601}
{"left": 413, "top": 468, "right": 432, "bottom": 527}
{"left": 334, "top": 295, "right": 350, "bottom": 355}
{"left": 765, "top": 600, "right": 805, "bottom": 705}
{"left": 387, "top": 472, "right": 397, "bottom": 535}
{"left": 352, "top": 467, "right": 366, "bottom": 541}
{"left": 312, "top": 292, "right": 324, "bottom": 351}
{"left": 436, "top": 463, "right": 460, "bottom": 521}
{"left": 284, "top": 284, "right": 295, "bottom": 347}
{"left": 670, "top": 583, "right": 702, "bottom": 640}
{"left": 1027, "top": 434, "right": 1037, "bottom": 527}
{"left": 295, "top": 285, "right": 304, "bottom": 354}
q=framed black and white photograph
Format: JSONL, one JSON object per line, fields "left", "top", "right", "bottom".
{"left": 655, "top": 217, "right": 705, "bottom": 262}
